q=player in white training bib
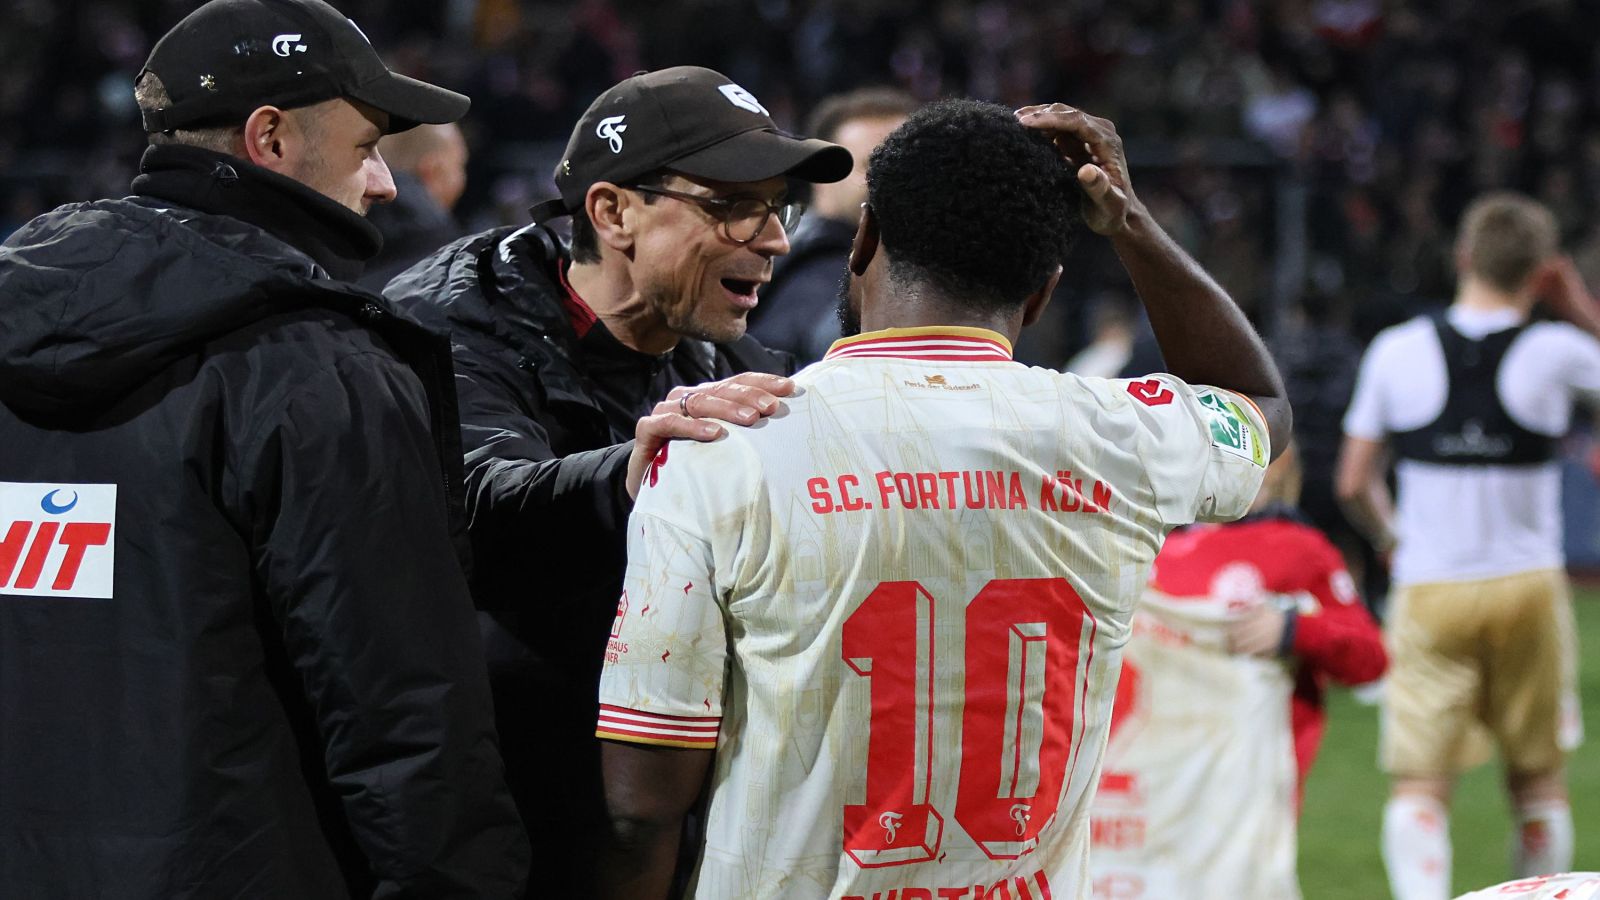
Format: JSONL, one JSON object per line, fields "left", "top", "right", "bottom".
{"left": 592, "top": 100, "right": 1290, "bottom": 900}
{"left": 1338, "top": 192, "right": 1600, "bottom": 900}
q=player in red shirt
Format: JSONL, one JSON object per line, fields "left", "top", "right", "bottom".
{"left": 1167, "top": 442, "right": 1389, "bottom": 804}
{"left": 1091, "top": 443, "right": 1387, "bottom": 897}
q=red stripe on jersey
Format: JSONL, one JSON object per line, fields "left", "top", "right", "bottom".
{"left": 597, "top": 706, "right": 721, "bottom": 748}
{"left": 596, "top": 715, "right": 720, "bottom": 736}
{"left": 595, "top": 726, "right": 719, "bottom": 748}
{"left": 824, "top": 328, "right": 1014, "bottom": 362}
{"left": 596, "top": 709, "right": 721, "bottom": 747}
{"left": 599, "top": 704, "right": 719, "bottom": 725}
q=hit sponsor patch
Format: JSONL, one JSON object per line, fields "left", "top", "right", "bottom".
{"left": 0, "top": 482, "right": 116, "bottom": 598}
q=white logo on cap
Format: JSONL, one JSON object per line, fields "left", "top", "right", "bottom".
{"left": 719, "top": 84, "right": 768, "bottom": 116}
{"left": 271, "top": 33, "right": 307, "bottom": 57}
{"left": 596, "top": 115, "right": 628, "bottom": 154}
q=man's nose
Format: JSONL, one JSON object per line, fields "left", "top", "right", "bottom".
{"left": 750, "top": 212, "right": 792, "bottom": 256}
{"left": 367, "top": 152, "right": 398, "bottom": 204}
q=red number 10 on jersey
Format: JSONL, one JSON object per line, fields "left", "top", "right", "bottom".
{"left": 842, "top": 578, "right": 1098, "bottom": 868}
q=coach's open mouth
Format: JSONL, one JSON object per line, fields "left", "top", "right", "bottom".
{"left": 721, "top": 278, "right": 761, "bottom": 309}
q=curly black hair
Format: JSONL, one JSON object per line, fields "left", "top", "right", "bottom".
{"left": 866, "top": 99, "right": 1080, "bottom": 312}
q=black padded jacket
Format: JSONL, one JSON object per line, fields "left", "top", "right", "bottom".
{"left": 0, "top": 146, "right": 527, "bottom": 899}
{"left": 384, "top": 223, "right": 792, "bottom": 893}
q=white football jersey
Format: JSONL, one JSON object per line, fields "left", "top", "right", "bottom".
{"left": 1088, "top": 591, "right": 1299, "bottom": 900}
{"left": 597, "top": 327, "right": 1270, "bottom": 900}
{"left": 1454, "top": 873, "right": 1600, "bottom": 900}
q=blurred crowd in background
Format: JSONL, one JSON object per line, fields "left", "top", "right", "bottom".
{"left": 5, "top": 0, "right": 1600, "bottom": 570}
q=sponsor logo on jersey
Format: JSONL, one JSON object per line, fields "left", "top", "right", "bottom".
{"left": 1127, "top": 378, "right": 1174, "bottom": 406}
{"left": 1, "top": 482, "right": 116, "bottom": 599}
{"left": 903, "top": 373, "right": 981, "bottom": 392}
{"left": 1197, "top": 390, "right": 1266, "bottom": 467}
{"left": 1209, "top": 560, "right": 1264, "bottom": 608}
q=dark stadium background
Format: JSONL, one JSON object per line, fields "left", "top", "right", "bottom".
{"left": 3, "top": 1, "right": 1598, "bottom": 894}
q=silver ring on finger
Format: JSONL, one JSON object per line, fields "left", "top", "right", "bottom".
{"left": 679, "top": 391, "right": 699, "bottom": 418}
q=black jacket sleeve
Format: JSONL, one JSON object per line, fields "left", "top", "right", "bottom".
{"left": 244, "top": 349, "right": 529, "bottom": 898}
{"left": 450, "top": 350, "right": 634, "bottom": 612}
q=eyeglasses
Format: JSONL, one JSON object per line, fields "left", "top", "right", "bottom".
{"left": 627, "top": 185, "right": 805, "bottom": 244}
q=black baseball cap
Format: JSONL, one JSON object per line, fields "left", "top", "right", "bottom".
{"left": 529, "top": 66, "right": 853, "bottom": 223}
{"left": 139, "top": 0, "right": 468, "bottom": 135}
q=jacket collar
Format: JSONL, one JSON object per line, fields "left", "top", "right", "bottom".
{"left": 130, "top": 143, "right": 382, "bottom": 282}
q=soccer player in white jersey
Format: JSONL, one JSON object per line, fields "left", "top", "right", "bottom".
{"left": 1455, "top": 873, "right": 1600, "bottom": 900}
{"left": 592, "top": 99, "right": 1291, "bottom": 900}
{"left": 1088, "top": 444, "right": 1387, "bottom": 899}
{"left": 1337, "top": 192, "right": 1600, "bottom": 900}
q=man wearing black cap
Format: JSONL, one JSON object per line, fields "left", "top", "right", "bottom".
{"left": 0, "top": 1, "right": 526, "bottom": 897}
{"left": 384, "top": 66, "right": 851, "bottom": 893}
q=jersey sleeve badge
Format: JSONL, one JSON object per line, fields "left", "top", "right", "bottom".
{"left": 1197, "top": 390, "right": 1267, "bottom": 468}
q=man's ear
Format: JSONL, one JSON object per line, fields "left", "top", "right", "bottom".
{"left": 586, "top": 182, "right": 634, "bottom": 252}
{"left": 243, "top": 106, "right": 291, "bottom": 172}
{"left": 1021, "top": 264, "right": 1063, "bottom": 327}
{"left": 848, "top": 204, "right": 879, "bottom": 276}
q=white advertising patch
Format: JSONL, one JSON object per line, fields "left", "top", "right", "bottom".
{"left": 0, "top": 482, "right": 116, "bottom": 599}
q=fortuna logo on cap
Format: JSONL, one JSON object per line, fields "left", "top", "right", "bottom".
{"left": 271, "top": 33, "right": 307, "bottom": 56}
{"left": 718, "top": 84, "right": 768, "bottom": 116}
{"left": 596, "top": 115, "right": 628, "bottom": 154}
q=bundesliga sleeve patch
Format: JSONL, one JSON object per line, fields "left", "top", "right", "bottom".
{"left": 1, "top": 482, "right": 117, "bottom": 599}
{"left": 1196, "top": 390, "right": 1267, "bottom": 468}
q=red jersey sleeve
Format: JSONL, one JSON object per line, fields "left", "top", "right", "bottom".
{"left": 1288, "top": 533, "right": 1387, "bottom": 686}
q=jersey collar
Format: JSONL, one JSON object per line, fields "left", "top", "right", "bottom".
{"left": 823, "top": 326, "right": 1014, "bottom": 362}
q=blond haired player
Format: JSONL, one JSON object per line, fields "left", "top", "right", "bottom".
{"left": 590, "top": 99, "right": 1290, "bottom": 899}
{"left": 1337, "top": 192, "right": 1600, "bottom": 900}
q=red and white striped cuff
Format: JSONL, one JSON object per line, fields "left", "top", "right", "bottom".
{"left": 596, "top": 704, "right": 720, "bottom": 749}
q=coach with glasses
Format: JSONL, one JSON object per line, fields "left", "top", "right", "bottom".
{"left": 384, "top": 66, "right": 851, "bottom": 894}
